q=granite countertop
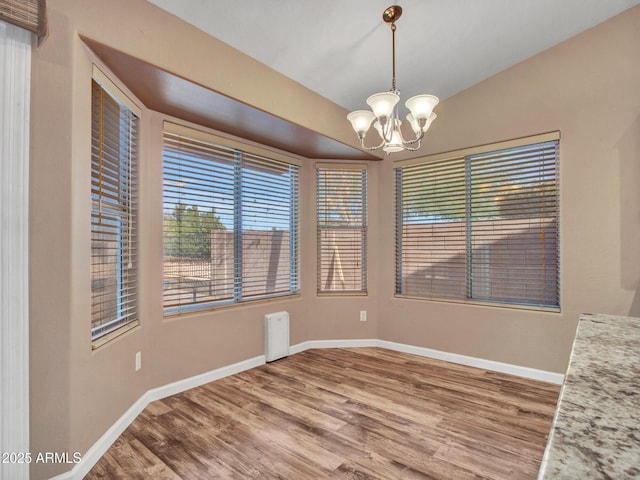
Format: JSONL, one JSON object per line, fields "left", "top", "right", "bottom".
{"left": 538, "top": 313, "right": 640, "bottom": 479}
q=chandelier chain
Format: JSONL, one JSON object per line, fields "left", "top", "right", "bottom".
{"left": 391, "top": 22, "right": 397, "bottom": 92}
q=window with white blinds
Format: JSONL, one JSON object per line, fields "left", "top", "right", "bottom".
{"left": 0, "top": 0, "right": 47, "bottom": 39}
{"left": 395, "top": 137, "right": 559, "bottom": 309}
{"left": 163, "top": 125, "right": 300, "bottom": 313}
{"left": 91, "top": 78, "right": 139, "bottom": 341}
{"left": 317, "top": 165, "right": 367, "bottom": 294}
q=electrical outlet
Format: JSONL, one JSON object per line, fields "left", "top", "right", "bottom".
{"left": 135, "top": 352, "right": 141, "bottom": 371}
{"left": 360, "top": 310, "right": 367, "bottom": 322}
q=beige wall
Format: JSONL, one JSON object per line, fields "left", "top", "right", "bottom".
{"left": 376, "top": 5, "right": 640, "bottom": 372}
{"left": 30, "top": 2, "right": 376, "bottom": 477}
{"left": 29, "top": 1, "right": 640, "bottom": 478}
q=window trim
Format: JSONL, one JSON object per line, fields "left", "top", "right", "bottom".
{"left": 394, "top": 131, "right": 560, "bottom": 168}
{"left": 164, "top": 122, "right": 301, "bottom": 168}
{"left": 394, "top": 131, "right": 561, "bottom": 313}
{"left": 90, "top": 66, "right": 142, "bottom": 347}
{"left": 92, "top": 65, "right": 141, "bottom": 117}
{"left": 162, "top": 121, "right": 302, "bottom": 315}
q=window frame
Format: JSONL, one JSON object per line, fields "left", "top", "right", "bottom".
{"left": 394, "top": 132, "right": 560, "bottom": 312}
{"left": 162, "top": 122, "right": 301, "bottom": 315}
{"left": 316, "top": 163, "right": 368, "bottom": 295}
{"left": 90, "top": 66, "right": 141, "bottom": 347}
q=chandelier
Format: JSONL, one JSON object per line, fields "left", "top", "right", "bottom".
{"left": 347, "top": 5, "right": 439, "bottom": 154}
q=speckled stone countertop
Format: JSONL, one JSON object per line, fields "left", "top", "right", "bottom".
{"left": 538, "top": 313, "right": 640, "bottom": 479}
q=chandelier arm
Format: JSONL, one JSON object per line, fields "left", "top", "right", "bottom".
{"left": 358, "top": 136, "right": 387, "bottom": 151}
{"left": 401, "top": 129, "right": 425, "bottom": 146}
{"left": 379, "top": 118, "right": 396, "bottom": 143}
{"left": 378, "top": 100, "right": 401, "bottom": 144}
{"left": 399, "top": 140, "right": 422, "bottom": 151}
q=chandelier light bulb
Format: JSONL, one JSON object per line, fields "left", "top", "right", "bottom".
{"left": 347, "top": 110, "right": 376, "bottom": 136}
{"left": 424, "top": 112, "right": 437, "bottom": 131}
{"left": 407, "top": 111, "right": 437, "bottom": 134}
{"left": 366, "top": 92, "right": 400, "bottom": 120}
{"left": 405, "top": 94, "right": 439, "bottom": 120}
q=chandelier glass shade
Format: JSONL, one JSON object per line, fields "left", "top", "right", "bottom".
{"left": 347, "top": 5, "right": 439, "bottom": 154}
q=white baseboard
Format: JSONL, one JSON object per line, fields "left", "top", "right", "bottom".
{"left": 292, "top": 339, "right": 564, "bottom": 385}
{"left": 289, "top": 338, "right": 378, "bottom": 354}
{"left": 50, "top": 355, "right": 266, "bottom": 480}
{"left": 376, "top": 340, "right": 565, "bottom": 385}
{"left": 51, "top": 393, "right": 152, "bottom": 480}
{"left": 145, "top": 355, "right": 266, "bottom": 402}
{"left": 55, "top": 341, "right": 563, "bottom": 479}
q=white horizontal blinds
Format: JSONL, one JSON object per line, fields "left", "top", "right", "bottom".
{"left": 395, "top": 137, "right": 560, "bottom": 309}
{"left": 91, "top": 79, "right": 138, "bottom": 340}
{"left": 162, "top": 127, "right": 300, "bottom": 313}
{"left": 0, "top": 0, "right": 46, "bottom": 37}
{"left": 241, "top": 153, "right": 299, "bottom": 299}
{"left": 317, "top": 167, "right": 367, "bottom": 293}
{"left": 468, "top": 141, "right": 559, "bottom": 307}
{"left": 163, "top": 132, "right": 235, "bottom": 311}
{"left": 395, "top": 159, "right": 467, "bottom": 299}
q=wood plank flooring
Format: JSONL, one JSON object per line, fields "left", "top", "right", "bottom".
{"left": 86, "top": 348, "right": 560, "bottom": 479}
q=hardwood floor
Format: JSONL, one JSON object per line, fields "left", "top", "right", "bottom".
{"left": 86, "top": 348, "right": 560, "bottom": 479}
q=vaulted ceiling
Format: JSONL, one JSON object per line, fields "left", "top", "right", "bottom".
{"left": 96, "top": 1, "right": 639, "bottom": 159}
{"left": 148, "top": 0, "right": 640, "bottom": 110}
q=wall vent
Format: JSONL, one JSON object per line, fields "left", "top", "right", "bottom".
{"left": 264, "top": 311, "right": 290, "bottom": 362}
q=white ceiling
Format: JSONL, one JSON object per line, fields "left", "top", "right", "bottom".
{"left": 147, "top": 0, "right": 640, "bottom": 113}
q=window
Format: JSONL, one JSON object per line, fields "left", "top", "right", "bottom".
{"left": 0, "top": 0, "right": 47, "bottom": 38}
{"left": 162, "top": 124, "right": 300, "bottom": 313}
{"left": 316, "top": 165, "right": 367, "bottom": 294}
{"left": 395, "top": 135, "right": 559, "bottom": 309}
{"left": 91, "top": 77, "right": 139, "bottom": 341}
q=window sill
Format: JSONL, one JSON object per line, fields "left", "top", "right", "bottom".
{"left": 163, "top": 293, "right": 302, "bottom": 319}
{"left": 316, "top": 291, "right": 368, "bottom": 297}
{"left": 92, "top": 320, "right": 140, "bottom": 350}
{"left": 394, "top": 294, "right": 560, "bottom": 314}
